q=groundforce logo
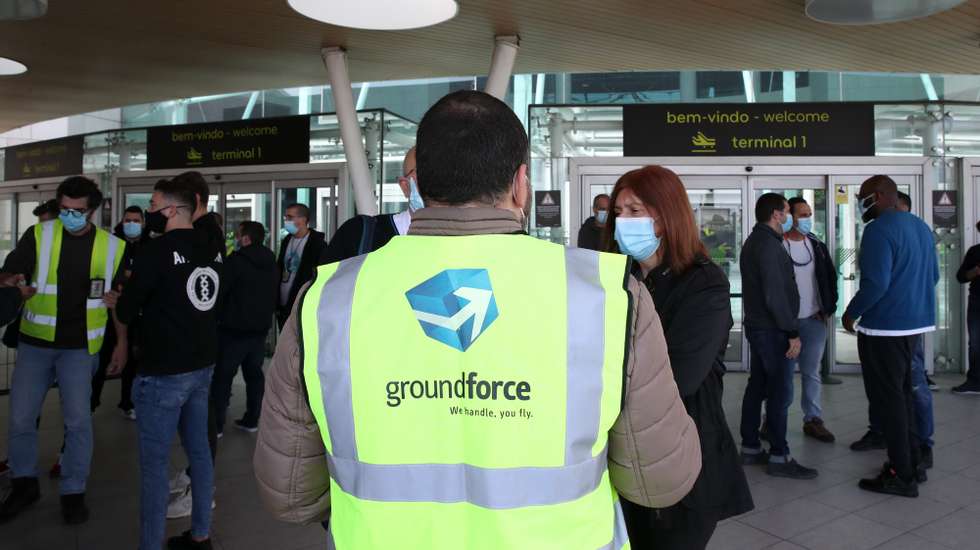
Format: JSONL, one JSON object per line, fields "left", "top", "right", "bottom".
{"left": 405, "top": 268, "right": 499, "bottom": 351}
{"left": 386, "top": 371, "right": 531, "bottom": 407}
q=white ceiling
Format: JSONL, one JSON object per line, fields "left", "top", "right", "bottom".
{"left": 2, "top": 0, "right": 980, "bottom": 132}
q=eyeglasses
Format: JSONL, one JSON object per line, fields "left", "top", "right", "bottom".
{"left": 60, "top": 208, "right": 86, "bottom": 218}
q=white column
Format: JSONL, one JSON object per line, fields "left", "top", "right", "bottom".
{"left": 484, "top": 36, "right": 520, "bottom": 100}
{"left": 322, "top": 47, "right": 378, "bottom": 216}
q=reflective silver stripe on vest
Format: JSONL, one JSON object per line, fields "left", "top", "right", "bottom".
{"left": 598, "top": 499, "right": 629, "bottom": 550}
{"left": 23, "top": 310, "right": 56, "bottom": 326}
{"left": 104, "top": 233, "right": 120, "bottom": 280}
{"left": 316, "top": 255, "right": 366, "bottom": 460}
{"left": 326, "top": 446, "right": 607, "bottom": 510}
{"left": 563, "top": 248, "right": 604, "bottom": 465}
{"left": 36, "top": 285, "right": 57, "bottom": 295}
{"left": 35, "top": 221, "right": 55, "bottom": 294}
{"left": 314, "top": 248, "right": 613, "bottom": 509}
{"left": 86, "top": 299, "right": 104, "bottom": 310}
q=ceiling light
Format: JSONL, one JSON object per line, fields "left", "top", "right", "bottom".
{"left": 288, "top": 0, "right": 457, "bottom": 30}
{"left": 0, "top": 0, "right": 48, "bottom": 21}
{"left": 0, "top": 56, "right": 27, "bottom": 76}
{"left": 806, "top": 0, "right": 967, "bottom": 25}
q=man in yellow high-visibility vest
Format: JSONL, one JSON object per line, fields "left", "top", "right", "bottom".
{"left": 253, "top": 91, "right": 701, "bottom": 549}
{"left": 0, "top": 176, "right": 126, "bottom": 526}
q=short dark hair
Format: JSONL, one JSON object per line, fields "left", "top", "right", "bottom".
{"left": 171, "top": 171, "right": 209, "bottom": 209}
{"left": 755, "top": 192, "right": 788, "bottom": 224}
{"left": 33, "top": 199, "right": 59, "bottom": 218}
{"left": 593, "top": 194, "right": 610, "bottom": 208}
{"left": 238, "top": 221, "right": 266, "bottom": 245}
{"left": 788, "top": 196, "right": 808, "bottom": 216}
{"left": 898, "top": 191, "right": 912, "bottom": 210}
{"left": 416, "top": 90, "right": 529, "bottom": 205}
{"left": 56, "top": 176, "right": 103, "bottom": 210}
{"left": 123, "top": 205, "right": 144, "bottom": 219}
{"left": 285, "top": 203, "right": 310, "bottom": 220}
{"left": 153, "top": 179, "right": 197, "bottom": 216}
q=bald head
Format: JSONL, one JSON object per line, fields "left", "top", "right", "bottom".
{"left": 858, "top": 174, "right": 899, "bottom": 222}
{"left": 398, "top": 147, "right": 417, "bottom": 199}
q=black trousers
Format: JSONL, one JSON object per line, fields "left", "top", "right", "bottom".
{"left": 621, "top": 502, "right": 718, "bottom": 550}
{"left": 857, "top": 333, "right": 921, "bottom": 480}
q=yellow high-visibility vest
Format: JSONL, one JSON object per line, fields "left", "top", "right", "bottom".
{"left": 21, "top": 219, "right": 125, "bottom": 355}
{"left": 301, "top": 234, "right": 631, "bottom": 550}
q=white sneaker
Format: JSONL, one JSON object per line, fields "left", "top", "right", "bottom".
{"left": 169, "top": 470, "right": 191, "bottom": 495}
{"left": 166, "top": 486, "right": 216, "bottom": 520}
{"left": 121, "top": 408, "right": 136, "bottom": 421}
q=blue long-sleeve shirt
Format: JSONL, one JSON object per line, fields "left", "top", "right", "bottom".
{"left": 845, "top": 210, "right": 938, "bottom": 335}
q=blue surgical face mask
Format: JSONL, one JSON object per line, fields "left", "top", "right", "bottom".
{"left": 780, "top": 212, "right": 794, "bottom": 234}
{"left": 59, "top": 209, "right": 88, "bottom": 233}
{"left": 596, "top": 210, "right": 608, "bottom": 224}
{"left": 233, "top": 239, "right": 243, "bottom": 251}
{"left": 284, "top": 220, "right": 299, "bottom": 235}
{"left": 796, "top": 217, "right": 813, "bottom": 235}
{"left": 408, "top": 176, "right": 425, "bottom": 213}
{"left": 123, "top": 222, "right": 142, "bottom": 239}
{"left": 614, "top": 217, "right": 660, "bottom": 261}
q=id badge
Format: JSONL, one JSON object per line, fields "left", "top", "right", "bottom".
{"left": 281, "top": 267, "right": 290, "bottom": 282}
{"left": 88, "top": 278, "right": 105, "bottom": 300}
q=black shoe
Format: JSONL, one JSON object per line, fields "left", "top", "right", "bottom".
{"left": 821, "top": 375, "right": 844, "bottom": 385}
{"left": 926, "top": 375, "right": 939, "bottom": 391}
{"left": 0, "top": 477, "right": 40, "bottom": 523}
{"left": 920, "top": 445, "right": 933, "bottom": 470}
{"left": 168, "top": 530, "right": 213, "bottom": 550}
{"left": 850, "top": 430, "right": 886, "bottom": 451}
{"left": 952, "top": 381, "right": 980, "bottom": 395}
{"left": 741, "top": 450, "right": 770, "bottom": 466}
{"left": 859, "top": 468, "right": 918, "bottom": 498}
{"left": 766, "top": 458, "right": 819, "bottom": 479}
{"left": 882, "top": 461, "right": 927, "bottom": 484}
{"left": 60, "top": 493, "right": 89, "bottom": 525}
{"left": 233, "top": 419, "right": 258, "bottom": 433}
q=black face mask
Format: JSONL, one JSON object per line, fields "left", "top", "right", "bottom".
{"left": 145, "top": 208, "right": 168, "bottom": 234}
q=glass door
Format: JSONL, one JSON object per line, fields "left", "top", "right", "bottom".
{"left": 274, "top": 180, "right": 339, "bottom": 252}
{"left": 221, "top": 182, "right": 272, "bottom": 250}
{"left": 681, "top": 177, "right": 746, "bottom": 368}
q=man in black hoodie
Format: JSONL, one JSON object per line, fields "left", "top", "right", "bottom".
{"left": 211, "top": 221, "right": 277, "bottom": 434}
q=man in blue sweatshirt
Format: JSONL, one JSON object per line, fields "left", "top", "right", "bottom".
{"left": 843, "top": 175, "right": 939, "bottom": 498}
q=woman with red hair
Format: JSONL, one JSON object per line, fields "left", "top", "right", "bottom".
{"left": 604, "top": 165, "right": 753, "bottom": 549}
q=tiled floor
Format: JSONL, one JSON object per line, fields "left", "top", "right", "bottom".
{"left": 0, "top": 372, "right": 978, "bottom": 550}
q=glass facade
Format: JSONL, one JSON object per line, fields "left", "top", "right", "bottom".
{"left": 2, "top": 69, "right": 980, "bottom": 377}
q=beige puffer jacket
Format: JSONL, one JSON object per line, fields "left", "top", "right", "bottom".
{"left": 253, "top": 207, "right": 701, "bottom": 524}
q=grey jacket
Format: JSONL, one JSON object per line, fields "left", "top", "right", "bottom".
{"left": 253, "top": 207, "right": 701, "bottom": 524}
{"left": 741, "top": 223, "right": 800, "bottom": 337}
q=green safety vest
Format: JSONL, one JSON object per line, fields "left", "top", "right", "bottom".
{"left": 300, "top": 234, "right": 631, "bottom": 550}
{"left": 21, "top": 219, "right": 126, "bottom": 355}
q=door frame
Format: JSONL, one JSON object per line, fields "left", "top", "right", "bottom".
{"left": 113, "top": 162, "right": 350, "bottom": 245}
{"left": 569, "top": 156, "right": 936, "bottom": 372}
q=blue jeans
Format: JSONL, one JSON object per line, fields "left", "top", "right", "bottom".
{"left": 793, "top": 317, "right": 826, "bottom": 422}
{"left": 869, "top": 334, "right": 934, "bottom": 447}
{"left": 134, "top": 368, "right": 214, "bottom": 550}
{"left": 741, "top": 328, "right": 795, "bottom": 457}
{"left": 7, "top": 343, "right": 98, "bottom": 494}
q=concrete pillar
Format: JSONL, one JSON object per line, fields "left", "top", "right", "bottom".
{"left": 484, "top": 36, "right": 520, "bottom": 100}
{"left": 322, "top": 47, "right": 378, "bottom": 216}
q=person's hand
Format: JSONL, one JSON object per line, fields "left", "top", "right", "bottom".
{"left": 107, "top": 343, "right": 128, "bottom": 376}
{"left": 0, "top": 273, "right": 25, "bottom": 287}
{"left": 103, "top": 289, "right": 121, "bottom": 309}
{"left": 786, "top": 337, "right": 802, "bottom": 359}
{"left": 18, "top": 285, "right": 36, "bottom": 300}
{"left": 843, "top": 313, "right": 857, "bottom": 334}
